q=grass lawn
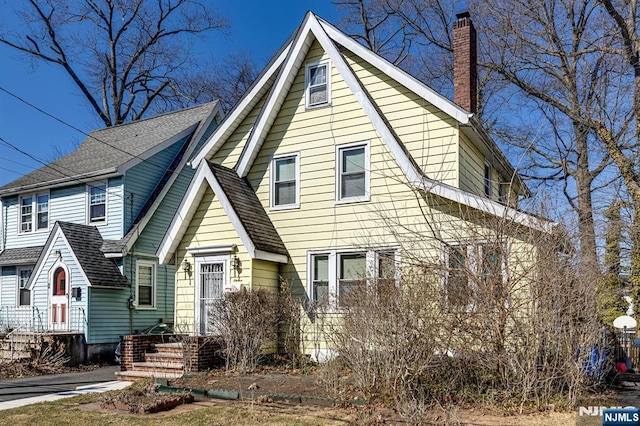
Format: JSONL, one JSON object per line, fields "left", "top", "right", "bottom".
{"left": 0, "top": 393, "right": 358, "bottom": 425}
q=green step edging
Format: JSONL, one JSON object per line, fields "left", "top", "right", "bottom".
{"left": 156, "top": 385, "right": 366, "bottom": 406}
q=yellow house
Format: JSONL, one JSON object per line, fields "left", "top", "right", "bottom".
{"left": 157, "top": 12, "right": 554, "bottom": 355}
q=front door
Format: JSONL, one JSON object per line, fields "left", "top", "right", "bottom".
{"left": 196, "top": 257, "right": 227, "bottom": 335}
{"left": 51, "top": 267, "right": 68, "bottom": 331}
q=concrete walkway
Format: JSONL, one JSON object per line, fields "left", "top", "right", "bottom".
{"left": 0, "top": 366, "right": 133, "bottom": 411}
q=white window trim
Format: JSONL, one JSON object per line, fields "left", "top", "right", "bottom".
{"left": 441, "top": 240, "right": 508, "bottom": 313}
{"left": 335, "top": 140, "right": 371, "bottom": 204}
{"left": 87, "top": 181, "right": 108, "bottom": 225}
{"left": 307, "top": 247, "right": 400, "bottom": 311}
{"left": 18, "top": 191, "right": 50, "bottom": 234}
{"left": 305, "top": 59, "right": 332, "bottom": 109}
{"left": 16, "top": 266, "right": 33, "bottom": 307}
{"left": 135, "top": 260, "right": 156, "bottom": 310}
{"left": 269, "top": 152, "right": 301, "bottom": 210}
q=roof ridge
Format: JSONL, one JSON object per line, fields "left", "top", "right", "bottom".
{"left": 91, "top": 101, "right": 219, "bottom": 134}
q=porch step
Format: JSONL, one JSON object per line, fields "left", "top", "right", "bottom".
{"left": 154, "top": 342, "right": 183, "bottom": 354}
{"left": 115, "top": 370, "right": 183, "bottom": 382}
{"left": 145, "top": 352, "right": 183, "bottom": 364}
{"left": 132, "top": 361, "right": 184, "bottom": 372}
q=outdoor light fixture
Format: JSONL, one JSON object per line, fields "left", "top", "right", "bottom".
{"left": 182, "top": 258, "right": 191, "bottom": 279}
{"left": 232, "top": 255, "right": 241, "bottom": 278}
{"left": 54, "top": 250, "right": 62, "bottom": 259}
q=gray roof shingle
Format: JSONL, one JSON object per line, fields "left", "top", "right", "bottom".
{"left": 0, "top": 101, "right": 219, "bottom": 195}
{"left": 0, "top": 246, "right": 44, "bottom": 266}
{"left": 207, "top": 162, "right": 288, "bottom": 257}
{"left": 57, "top": 222, "right": 129, "bottom": 288}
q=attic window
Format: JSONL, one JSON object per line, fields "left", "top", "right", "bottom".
{"left": 305, "top": 60, "right": 331, "bottom": 108}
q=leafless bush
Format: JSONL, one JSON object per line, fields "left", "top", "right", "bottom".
{"left": 324, "top": 205, "right": 601, "bottom": 418}
{"left": 209, "top": 288, "right": 278, "bottom": 373}
{"left": 277, "top": 280, "right": 309, "bottom": 369}
{"left": 30, "top": 340, "right": 70, "bottom": 371}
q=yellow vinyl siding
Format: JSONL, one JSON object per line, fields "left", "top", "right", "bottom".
{"left": 245, "top": 41, "right": 466, "bottom": 305}
{"left": 459, "top": 132, "right": 487, "bottom": 197}
{"left": 343, "top": 49, "right": 459, "bottom": 187}
{"left": 210, "top": 92, "right": 269, "bottom": 168}
{"left": 174, "top": 187, "right": 251, "bottom": 332}
{"left": 250, "top": 259, "right": 279, "bottom": 292}
{"left": 171, "top": 37, "right": 538, "bottom": 353}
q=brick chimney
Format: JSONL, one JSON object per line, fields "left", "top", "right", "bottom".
{"left": 453, "top": 11, "right": 477, "bottom": 113}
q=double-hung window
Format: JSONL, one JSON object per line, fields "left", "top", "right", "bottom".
{"left": 136, "top": 260, "right": 156, "bottom": 308}
{"left": 89, "top": 183, "right": 107, "bottom": 223}
{"left": 443, "top": 242, "right": 506, "bottom": 312}
{"left": 309, "top": 249, "right": 398, "bottom": 309}
{"left": 19, "top": 193, "right": 49, "bottom": 233}
{"left": 338, "top": 253, "right": 366, "bottom": 306}
{"left": 270, "top": 153, "right": 300, "bottom": 209}
{"left": 336, "top": 141, "right": 370, "bottom": 203}
{"left": 17, "top": 267, "right": 32, "bottom": 306}
{"left": 305, "top": 60, "right": 331, "bottom": 108}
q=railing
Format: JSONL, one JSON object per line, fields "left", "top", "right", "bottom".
{"left": 0, "top": 306, "right": 45, "bottom": 333}
{"left": 0, "top": 305, "right": 86, "bottom": 334}
{"left": 69, "top": 307, "right": 87, "bottom": 333}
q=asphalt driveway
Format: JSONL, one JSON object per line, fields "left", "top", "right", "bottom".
{"left": 0, "top": 365, "right": 120, "bottom": 402}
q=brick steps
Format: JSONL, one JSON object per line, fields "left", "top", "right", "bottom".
{"left": 118, "top": 339, "right": 185, "bottom": 381}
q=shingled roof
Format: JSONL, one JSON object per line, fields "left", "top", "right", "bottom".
{"left": 0, "top": 246, "right": 43, "bottom": 266}
{"left": 58, "top": 222, "right": 129, "bottom": 288}
{"left": 0, "top": 101, "right": 219, "bottom": 196}
{"left": 207, "top": 162, "right": 288, "bottom": 257}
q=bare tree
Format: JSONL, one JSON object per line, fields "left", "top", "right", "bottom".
{"left": 0, "top": 0, "right": 227, "bottom": 126}
{"left": 176, "top": 52, "right": 259, "bottom": 114}
{"left": 476, "top": 0, "right": 616, "bottom": 274}
{"left": 592, "top": 0, "right": 640, "bottom": 304}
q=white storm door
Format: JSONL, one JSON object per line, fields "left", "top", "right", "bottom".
{"left": 50, "top": 266, "right": 69, "bottom": 331}
{"left": 196, "top": 255, "right": 228, "bottom": 335}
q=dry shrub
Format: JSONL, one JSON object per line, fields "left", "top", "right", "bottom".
{"left": 324, "top": 217, "right": 602, "bottom": 419}
{"left": 209, "top": 288, "right": 278, "bottom": 373}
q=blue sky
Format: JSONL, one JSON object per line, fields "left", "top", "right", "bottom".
{"left": 0, "top": 1, "right": 341, "bottom": 187}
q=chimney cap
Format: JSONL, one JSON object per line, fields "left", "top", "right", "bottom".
{"left": 456, "top": 11, "right": 471, "bottom": 20}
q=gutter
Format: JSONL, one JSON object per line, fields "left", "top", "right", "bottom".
{"left": 0, "top": 168, "right": 120, "bottom": 197}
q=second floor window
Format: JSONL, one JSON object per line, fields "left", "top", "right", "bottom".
{"left": 89, "top": 183, "right": 107, "bottom": 223}
{"left": 270, "top": 153, "right": 300, "bottom": 209}
{"left": 19, "top": 193, "right": 48, "bottom": 233}
{"left": 337, "top": 142, "right": 370, "bottom": 203}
